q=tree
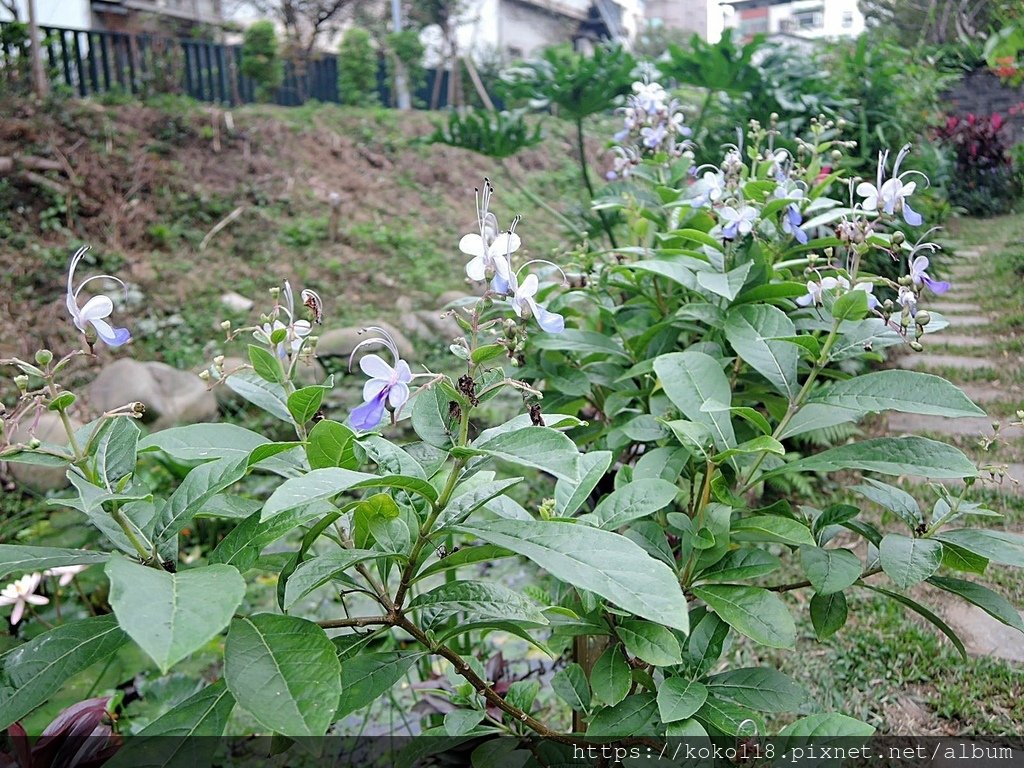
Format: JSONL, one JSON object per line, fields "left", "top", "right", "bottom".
{"left": 241, "top": 0, "right": 357, "bottom": 55}
{"left": 240, "top": 21, "right": 283, "bottom": 101}
{"left": 858, "top": 0, "right": 1015, "bottom": 46}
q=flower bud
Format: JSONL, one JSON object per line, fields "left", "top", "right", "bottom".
{"left": 883, "top": 299, "right": 894, "bottom": 312}
{"left": 269, "top": 286, "right": 280, "bottom": 300}
{"left": 34, "top": 349, "right": 53, "bottom": 366}
{"left": 214, "top": 355, "right": 225, "bottom": 367}
{"left": 898, "top": 275, "right": 912, "bottom": 286}
{"left": 1016, "top": 409, "right": 1024, "bottom": 420}
{"left": 28, "top": 437, "right": 41, "bottom": 449}
{"left": 837, "top": 118, "right": 847, "bottom": 129}
{"left": 220, "top": 320, "right": 232, "bottom": 331}
{"left": 915, "top": 310, "right": 931, "bottom": 327}
{"left": 891, "top": 231, "right": 906, "bottom": 245}
{"left": 198, "top": 369, "right": 211, "bottom": 382}
{"left": 13, "top": 375, "right": 29, "bottom": 393}
{"left": 131, "top": 402, "right": 146, "bottom": 418}
{"left": 830, "top": 150, "right": 842, "bottom": 163}
{"left": 909, "top": 341, "right": 923, "bottom": 352}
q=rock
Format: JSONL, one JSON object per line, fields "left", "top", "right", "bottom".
{"left": 88, "top": 359, "right": 218, "bottom": 431}
{"left": 899, "top": 354, "right": 997, "bottom": 372}
{"left": 941, "top": 602, "right": 1024, "bottom": 662}
{"left": 317, "top": 323, "right": 414, "bottom": 363}
{"left": 414, "top": 309, "right": 461, "bottom": 341}
{"left": 221, "top": 291, "right": 254, "bottom": 312}
{"left": 7, "top": 412, "right": 82, "bottom": 492}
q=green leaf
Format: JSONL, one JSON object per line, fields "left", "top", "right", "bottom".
{"left": 0, "top": 546, "right": 108, "bottom": 580}
{"left": 210, "top": 504, "right": 325, "bottom": 571}
{"left": 306, "top": 420, "right": 358, "bottom": 470}
{"left": 471, "top": 344, "right": 507, "bottom": 365}
{"left": 155, "top": 456, "right": 249, "bottom": 546}
{"left": 555, "top": 451, "right": 613, "bottom": 516}
{"left": 412, "top": 385, "right": 455, "bottom": 448}
{"left": 691, "top": 585, "right": 795, "bottom": 649}
{"left": 697, "top": 548, "right": 781, "bottom": 583}
{"left": 336, "top": 652, "right": 423, "bottom": 720}
{"left": 705, "top": 667, "right": 805, "bottom": 712}
{"left": 864, "top": 585, "right": 967, "bottom": 659}
{"left": 0, "top": 615, "right": 127, "bottom": 729}
{"left": 584, "top": 479, "right": 678, "bottom": 530}
{"left": 763, "top": 437, "right": 977, "bottom": 480}
{"left": 260, "top": 467, "right": 376, "bottom": 520}
{"left": 778, "top": 713, "right": 874, "bottom": 740}
{"left": 799, "top": 547, "right": 862, "bottom": 595}
{"left": 409, "top": 581, "right": 548, "bottom": 630}
{"left": 696, "top": 263, "right": 751, "bottom": 301}
{"left": 552, "top": 663, "right": 590, "bottom": 712}
{"left": 617, "top": 619, "right": 683, "bottom": 666}
{"left": 224, "top": 614, "right": 341, "bottom": 736}
{"left": 687, "top": 612, "right": 729, "bottom": 676}
{"left": 105, "top": 556, "right": 245, "bottom": 673}
{"left": 139, "top": 423, "right": 269, "bottom": 462}
{"left": 586, "top": 693, "right": 657, "bottom": 738}
{"left": 694, "top": 697, "right": 764, "bottom": 737}
{"left": 879, "top": 534, "right": 942, "bottom": 589}
{"left": 731, "top": 516, "right": 815, "bottom": 547}
{"left": 941, "top": 541, "right": 989, "bottom": 575}
{"left": 470, "top": 427, "right": 581, "bottom": 483}
{"left": 711, "top": 435, "right": 785, "bottom": 464}
{"left": 93, "top": 418, "right": 140, "bottom": 489}
{"left": 413, "top": 544, "right": 513, "bottom": 583}
{"left": 284, "top": 549, "right": 386, "bottom": 609}
{"left": 287, "top": 386, "right": 325, "bottom": 424}
{"left": 225, "top": 370, "right": 292, "bottom": 422}
{"left": 928, "top": 576, "right": 1024, "bottom": 632}
{"left": 831, "top": 289, "right": 869, "bottom": 321}
{"left": 935, "top": 529, "right": 1024, "bottom": 567}
{"left": 625, "top": 259, "right": 696, "bottom": 289}
{"left": 810, "top": 592, "right": 848, "bottom": 640}
{"left": 458, "top": 520, "right": 689, "bottom": 634}
{"left": 591, "top": 645, "right": 631, "bottom": 707}
{"left": 531, "top": 329, "right": 630, "bottom": 359}
{"left": 724, "top": 305, "right": 799, "bottom": 399}
{"left": 248, "top": 344, "right": 284, "bottom": 384}
{"left": 851, "top": 478, "right": 922, "bottom": 529}
{"left": 437, "top": 477, "right": 523, "bottom": 529}
{"left": 654, "top": 351, "right": 735, "bottom": 450}
{"left": 444, "top": 709, "right": 485, "bottom": 736}
{"left": 657, "top": 678, "right": 708, "bottom": 723}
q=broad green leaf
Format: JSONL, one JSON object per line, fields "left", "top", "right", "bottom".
{"left": 778, "top": 713, "right": 874, "bottom": 741}
{"left": 654, "top": 351, "right": 735, "bottom": 450}
{"left": 225, "top": 614, "right": 341, "bottom": 736}
{"left": 555, "top": 451, "right": 613, "bottom": 516}
{"left": 625, "top": 259, "right": 696, "bottom": 289}
{"left": 458, "top": 520, "right": 689, "bottom": 633}
{"left": 591, "top": 645, "right": 631, "bottom": 707}
{"left": 694, "top": 697, "right": 764, "bottom": 737}
{"left": 616, "top": 619, "right": 683, "bottom": 666}
{"left": 799, "top": 547, "right": 862, "bottom": 595}
{"left": 437, "top": 477, "right": 523, "bottom": 529}
{"left": 705, "top": 667, "right": 805, "bottom": 712}
{"left": 471, "top": 739, "right": 531, "bottom": 768}
{"left": 444, "top": 709, "right": 485, "bottom": 736}
{"left": 0, "top": 615, "right": 127, "bottom": 729}
{"left": 469, "top": 427, "right": 581, "bottom": 483}
{"left": 879, "top": 534, "right": 942, "bottom": 589}
{"left": 225, "top": 370, "right": 291, "bottom": 422}
{"left": 724, "top": 304, "right": 799, "bottom": 399}
{"left": 935, "top": 529, "right": 1024, "bottom": 567}
{"left": 657, "top": 678, "right": 707, "bottom": 723}
{"left": 139, "top": 424, "right": 268, "bottom": 462}
{"left": 93, "top": 418, "right": 140, "bottom": 489}
{"left": 106, "top": 556, "right": 245, "bottom": 673}
{"left": 284, "top": 549, "right": 385, "bottom": 609}
{"left": 665, "top": 718, "right": 709, "bottom": 738}
{"left": 585, "top": 479, "right": 678, "bottom": 530}
{"left": 413, "top": 544, "right": 513, "bottom": 583}
{"left": 831, "top": 289, "right": 869, "bottom": 321}
{"left": 696, "top": 263, "right": 751, "bottom": 301}
{"left": 249, "top": 344, "right": 284, "bottom": 383}
{"left": 941, "top": 541, "right": 989, "bottom": 575}
{"left": 336, "top": 652, "right": 423, "bottom": 719}
{"left": 711, "top": 435, "right": 785, "bottom": 464}
{"left": 155, "top": 456, "right": 249, "bottom": 545}
{"left": 731, "top": 516, "right": 815, "bottom": 547}
{"left": 763, "top": 437, "right": 977, "bottom": 480}
{"left": 0, "top": 546, "right": 107, "bottom": 580}
{"left": 552, "top": 663, "right": 590, "bottom": 712}
{"left": 851, "top": 479, "right": 922, "bottom": 529}
{"left": 586, "top": 693, "right": 657, "bottom": 738}
{"left": 687, "top": 612, "right": 730, "bottom": 676}
{"left": 411, "top": 385, "right": 455, "bottom": 449}
{"left": 260, "top": 467, "right": 376, "bottom": 520}
{"left": 928, "top": 576, "right": 1024, "bottom": 632}
{"left": 531, "top": 329, "right": 631, "bottom": 359}
{"left": 864, "top": 585, "right": 967, "bottom": 658}
{"left": 306, "top": 419, "right": 358, "bottom": 470}
{"left": 408, "top": 581, "right": 548, "bottom": 630}
{"left": 287, "top": 386, "right": 325, "bottom": 424}
{"left": 210, "top": 504, "right": 325, "bottom": 571}
{"left": 691, "top": 585, "right": 795, "bottom": 648}
{"left": 697, "top": 548, "right": 781, "bottom": 583}
{"left": 810, "top": 592, "right": 848, "bottom": 640}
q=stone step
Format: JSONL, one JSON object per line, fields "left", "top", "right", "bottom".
{"left": 932, "top": 314, "right": 990, "bottom": 328}
{"left": 927, "top": 333, "right": 990, "bottom": 349}
{"left": 899, "top": 354, "right": 998, "bottom": 372}
{"left": 958, "top": 383, "right": 1024, "bottom": 404}
{"left": 886, "top": 413, "right": 1022, "bottom": 439}
{"left": 929, "top": 302, "right": 983, "bottom": 315}
{"left": 940, "top": 602, "right": 1024, "bottom": 662}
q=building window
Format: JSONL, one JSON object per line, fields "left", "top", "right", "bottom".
{"left": 507, "top": 46, "right": 523, "bottom": 59}
{"left": 793, "top": 10, "right": 824, "bottom": 29}
{"left": 842, "top": 11, "right": 854, "bottom": 28}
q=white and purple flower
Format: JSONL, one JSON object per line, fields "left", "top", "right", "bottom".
{"left": 909, "top": 255, "right": 950, "bottom": 294}
{"left": 689, "top": 170, "right": 725, "bottom": 208}
{"left": 718, "top": 205, "right": 758, "bottom": 239}
{"left": 856, "top": 144, "right": 924, "bottom": 226}
{"left": 65, "top": 246, "right": 131, "bottom": 348}
{"left": 796, "top": 275, "right": 878, "bottom": 310}
{"left": 348, "top": 328, "right": 413, "bottom": 431}
{"left": 459, "top": 180, "right": 515, "bottom": 291}
{"left": 508, "top": 270, "right": 565, "bottom": 334}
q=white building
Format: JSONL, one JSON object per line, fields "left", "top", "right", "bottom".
{"left": 0, "top": 0, "right": 223, "bottom": 32}
{"left": 644, "top": 0, "right": 725, "bottom": 42}
{"left": 723, "top": 0, "right": 865, "bottom": 40}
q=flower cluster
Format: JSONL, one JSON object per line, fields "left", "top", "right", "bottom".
{"left": 253, "top": 280, "right": 321, "bottom": 359}
{"left": 0, "top": 566, "right": 86, "bottom": 625}
{"left": 607, "top": 80, "right": 691, "bottom": 180}
{"left": 856, "top": 144, "right": 924, "bottom": 226}
{"left": 347, "top": 328, "right": 414, "bottom": 431}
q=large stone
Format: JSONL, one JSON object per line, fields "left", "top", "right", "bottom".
{"left": 88, "top": 359, "right": 218, "bottom": 431}
{"left": 316, "top": 323, "right": 414, "bottom": 363}
{"left": 7, "top": 412, "right": 82, "bottom": 492}
{"left": 941, "top": 602, "right": 1024, "bottom": 662}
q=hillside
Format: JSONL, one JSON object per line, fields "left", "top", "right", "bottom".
{"left": 0, "top": 98, "right": 590, "bottom": 376}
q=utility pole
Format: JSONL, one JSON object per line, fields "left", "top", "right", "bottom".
{"left": 26, "top": 0, "right": 49, "bottom": 100}
{"left": 391, "top": 0, "right": 412, "bottom": 110}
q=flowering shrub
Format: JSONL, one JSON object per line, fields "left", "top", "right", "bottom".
{"left": 1, "top": 81, "right": 1022, "bottom": 759}
{"left": 936, "top": 112, "right": 1019, "bottom": 215}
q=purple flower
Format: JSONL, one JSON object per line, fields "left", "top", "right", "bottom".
{"left": 65, "top": 247, "right": 131, "bottom": 348}
{"left": 348, "top": 329, "right": 413, "bottom": 431}
{"left": 510, "top": 272, "right": 564, "bottom": 334}
{"left": 909, "top": 255, "right": 950, "bottom": 294}
{"left": 782, "top": 203, "right": 808, "bottom": 245}
{"left": 857, "top": 144, "right": 925, "bottom": 226}
{"left": 718, "top": 205, "right": 757, "bottom": 239}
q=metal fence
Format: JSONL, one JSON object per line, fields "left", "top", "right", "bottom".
{"left": 0, "top": 22, "right": 456, "bottom": 108}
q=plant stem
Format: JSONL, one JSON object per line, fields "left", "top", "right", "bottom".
{"left": 574, "top": 116, "right": 618, "bottom": 249}
{"left": 110, "top": 504, "right": 155, "bottom": 564}
{"left": 317, "top": 615, "right": 392, "bottom": 629}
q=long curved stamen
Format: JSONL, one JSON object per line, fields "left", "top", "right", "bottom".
{"left": 348, "top": 326, "right": 400, "bottom": 371}
{"left": 517, "top": 259, "right": 569, "bottom": 285}
{"left": 876, "top": 149, "right": 889, "bottom": 190}
{"left": 891, "top": 143, "right": 912, "bottom": 177}
{"left": 74, "top": 273, "right": 129, "bottom": 303}
{"left": 898, "top": 169, "right": 930, "bottom": 188}
{"left": 68, "top": 245, "right": 89, "bottom": 295}
{"left": 283, "top": 280, "right": 296, "bottom": 317}
{"left": 476, "top": 178, "right": 494, "bottom": 242}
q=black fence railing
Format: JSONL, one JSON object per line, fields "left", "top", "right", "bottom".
{"left": 0, "top": 22, "right": 462, "bottom": 108}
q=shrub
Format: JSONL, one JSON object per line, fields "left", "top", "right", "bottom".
{"left": 936, "top": 112, "right": 1019, "bottom": 216}
{"left": 239, "top": 21, "right": 283, "bottom": 102}
{"left": 338, "top": 27, "right": 378, "bottom": 106}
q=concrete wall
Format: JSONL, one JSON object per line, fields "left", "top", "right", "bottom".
{"left": 0, "top": 0, "right": 91, "bottom": 30}
{"left": 645, "top": 0, "right": 709, "bottom": 39}
{"left": 944, "top": 68, "right": 1024, "bottom": 146}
